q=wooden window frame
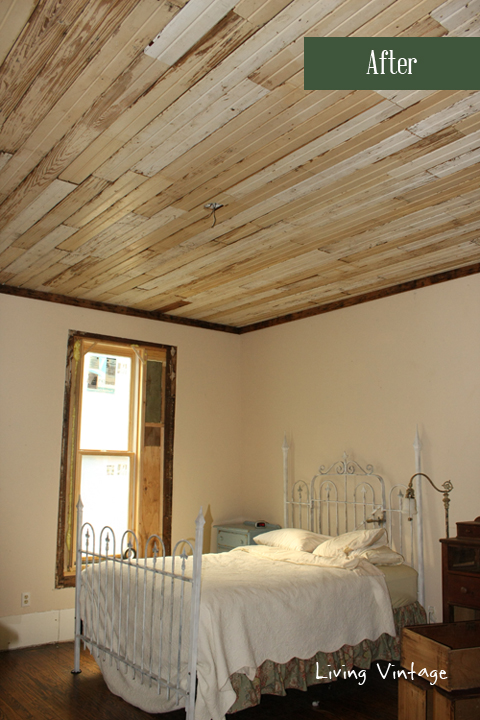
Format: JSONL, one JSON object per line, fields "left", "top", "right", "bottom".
{"left": 56, "top": 330, "right": 177, "bottom": 588}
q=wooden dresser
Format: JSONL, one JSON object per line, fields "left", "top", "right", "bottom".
{"left": 440, "top": 517, "right": 480, "bottom": 623}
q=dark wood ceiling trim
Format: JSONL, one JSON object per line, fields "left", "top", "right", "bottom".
{"left": 237, "top": 263, "right": 480, "bottom": 334}
{"left": 3, "top": 262, "right": 479, "bottom": 336}
{"left": 0, "top": 284, "right": 240, "bottom": 334}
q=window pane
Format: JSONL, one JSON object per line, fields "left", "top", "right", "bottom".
{"left": 79, "top": 353, "right": 131, "bottom": 451}
{"left": 80, "top": 455, "right": 130, "bottom": 550}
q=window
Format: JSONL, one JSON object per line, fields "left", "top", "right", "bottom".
{"left": 56, "top": 331, "right": 176, "bottom": 587}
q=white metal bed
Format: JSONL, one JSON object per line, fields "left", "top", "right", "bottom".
{"left": 73, "top": 438, "right": 427, "bottom": 719}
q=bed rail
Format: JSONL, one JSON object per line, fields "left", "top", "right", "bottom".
{"left": 73, "top": 499, "right": 204, "bottom": 720}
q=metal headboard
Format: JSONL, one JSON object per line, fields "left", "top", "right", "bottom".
{"left": 282, "top": 438, "right": 420, "bottom": 575}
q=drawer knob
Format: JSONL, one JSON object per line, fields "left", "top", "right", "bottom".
{"left": 460, "top": 586, "right": 468, "bottom": 594}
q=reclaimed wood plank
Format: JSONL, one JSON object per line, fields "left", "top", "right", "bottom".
{"left": 65, "top": 172, "right": 149, "bottom": 229}
{"left": 1, "top": 0, "right": 177, "bottom": 195}
{"left": 172, "top": 91, "right": 384, "bottom": 210}
{"left": 227, "top": 99, "right": 401, "bottom": 199}
{"left": 0, "top": 57, "right": 164, "bottom": 203}
{"left": 219, "top": 114, "right": 470, "bottom": 231}
{"left": 400, "top": 14, "right": 446, "bottom": 36}
{"left": 133, "top": 79, "right": 270, "bottom": 178}
{"left": 145, "top": 88, "right": 346, "bottom": 214}
{"left": 95, "top": 0, "right": 348, "bottom": 182}
{"left": 46, "top": 208, "right": 207, "bottom": 294}
{"left": 431, "top": 0, "right": 480, "bottom": 30}
{"left": 352, "top": 0, "right": 442, "bottom": 36}
{"left": 80, "top": 224, "right": 261, "bottom": 301}
{"left": 205, "top": 246, "right": 480, "bottom": 324}
{"left": 0, "top": 152, "right": 12, "bottom": 172}
{"left": 147, "top": 82, "right": 304, "bottom": 184}
{"left": 388, "top": 129, "right": 480, "bottom": 178}
{"left": 409, "top": 91, "right": 480, "bottom": 137}
{"left": 11, "top": 249, "right": 71, "bottom": 288}
{"left": 57, "top": 175, "right": 175, "bottom": 252}
{"left": 225, "top": 91, "right": 469, "bottom": 200}
{"left": 2, "top": 224, "right": 77, "bottom": 276}
{"left": 0, "top": 0, "right": 91, "bottom": 135}
{"left": 375, "top": 90, "right": 436, "bottom": 108}
{"left": 145, "top": 0, "right": 239, "bottom": 65}
{"left": 71, "top": 10, "right": 258, "bottom": 183}
{"left": 0, "top": 179, "right": 76, "bottom": 254}
{"left": 0, "top": 246, "right": 25, "bottom": 274}
{"left": 297, "top": 0, "right": 398, "bottom": 39}
{"left": 166, "top": 91, "right": 468, "bottom": 215}
{"left": 454, "top": 110, "right": 480, "bottom": 135}
{"left": 429, "top": 148, "right": 480, "bottom": 177}
{"left": 235, "top": 0, "right": 296, "bottom": 27}
{"left": 60, "top": 28, "right": 249, "bottom": 186}
{"left": 1, "top": 0, "right": 138, "bottom": 152}
{"left": 11, "top": 176, "right": 109, "bottom": 251}
{"left": 0, "top": 0, "right": 37, "bottom": 66}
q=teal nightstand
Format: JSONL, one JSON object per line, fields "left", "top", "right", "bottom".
{"left": 215, "top": 522, "right": 281, "bottom": 552}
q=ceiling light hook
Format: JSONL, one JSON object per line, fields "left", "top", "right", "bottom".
{"left": 204, "top": 202, "right": 223, "bottom": 228}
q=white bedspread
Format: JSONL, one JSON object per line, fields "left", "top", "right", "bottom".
{"left": 82, "top": 546, "right": 395, "bottom": 720}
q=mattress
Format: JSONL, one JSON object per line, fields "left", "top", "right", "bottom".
{"left": 380, "top": 563, "right": 418, "bottom": 609}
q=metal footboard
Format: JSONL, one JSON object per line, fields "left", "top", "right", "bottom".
{"left": 73, "top": 498, "right": 204, "bottom": 720}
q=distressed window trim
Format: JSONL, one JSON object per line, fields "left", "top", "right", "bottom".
{"left": 56, "top": 330, "right": 176, "bottom": 588}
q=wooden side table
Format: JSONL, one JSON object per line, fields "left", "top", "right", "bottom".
{"left": 440, "top": 517, "right": 480, "bottom": 622}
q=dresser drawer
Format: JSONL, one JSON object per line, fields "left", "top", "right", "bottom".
{"left": 446, "top": 575, "right": 480, "bottom": 607}
{"left": 217, "top": 530, "right": 247, "bottom": 549}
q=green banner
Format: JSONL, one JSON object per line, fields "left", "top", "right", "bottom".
{"left": 304, "top": 38, "right": 480, "bottom": 90}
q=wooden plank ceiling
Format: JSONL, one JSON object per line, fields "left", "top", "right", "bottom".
{"left": 1, "top": 0, "right": 480, "bottom": 331}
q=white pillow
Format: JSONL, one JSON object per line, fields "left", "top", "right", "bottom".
{"left": 355, "top": 545, "right": 404, "bottom": 565}
{"left": 253, "top": 528, "right": 331, "bottom": 553}
{"left": 312, "top": 528, "right": 387, "bottom": 557}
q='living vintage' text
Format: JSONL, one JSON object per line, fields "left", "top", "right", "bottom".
{"left": 316, "top": 661, "right": 447, "bottom": 686}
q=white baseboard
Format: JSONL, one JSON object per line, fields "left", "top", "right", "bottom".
{"left": 0, "top": 608, "right": 75, "bottom": 651}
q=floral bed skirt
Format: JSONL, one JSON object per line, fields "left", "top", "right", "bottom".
{"left": 228, "top": 600, "right": 427, "bottom": 713}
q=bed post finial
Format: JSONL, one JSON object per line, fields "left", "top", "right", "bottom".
{"left": 186, "top": 508, "right": 205, "bottom": 720}
{"left": 283, "top": 435, "right": 289, "bottom": 528}
{"left": 413, "top": 427, "right": 425, "bottom": 607}
{"left": 413, "top": 426, "right": 421, "bottom": 457}
{"left": 195, "top": 506, "right": 205, "bottom": 530}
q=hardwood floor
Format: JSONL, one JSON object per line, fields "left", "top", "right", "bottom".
{"left": 0, "top": 643, "right": 399, "bottom": 720}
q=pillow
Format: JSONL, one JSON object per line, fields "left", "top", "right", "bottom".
{"left": 312, "top": 528, "right": 387, "bottom": 557}
{"left": 253, "top": 528, "right": 331, "bottom": 553}
{"left": 355, "top": 545, "right": 404, "bottom": 566}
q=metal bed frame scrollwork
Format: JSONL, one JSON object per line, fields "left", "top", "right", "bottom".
{"left": 282, "top": 436, "right": 425, "bottom": 598}
{"left": 72, "top": 498, "right": 204, "bottom": 720}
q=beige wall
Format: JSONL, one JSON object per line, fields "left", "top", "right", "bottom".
{"left": 1, "top": 273, "right": 479, "bottom": 643}
{"left": 240, "top": 275, "right": 480, "bottom": 618}
{"left": 0, "top": 294, "right": 242, "bottom": 624}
